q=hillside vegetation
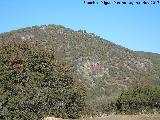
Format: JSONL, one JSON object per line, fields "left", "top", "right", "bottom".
{"left": 0, "top": 24, "right": 160, "bottom": 119}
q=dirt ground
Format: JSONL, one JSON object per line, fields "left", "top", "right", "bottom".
{"left": 44, "top": 114, "right": 160, "bottom": 120}
{"left": 80, "top": 114, "right": 160, "bottom": 120}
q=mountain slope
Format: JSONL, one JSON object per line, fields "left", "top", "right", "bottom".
{"left": 134, "top": 51, "right": 160, "bottom": 87}
{"left": 0, "top": 24, "right": 160, "bottom": 107}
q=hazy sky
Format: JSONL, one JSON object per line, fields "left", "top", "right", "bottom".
{"left": 0, "top": 0, "right": 160, "bottom": 53}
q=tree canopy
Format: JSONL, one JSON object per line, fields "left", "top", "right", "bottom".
{"left": 0, "top": 39, "right": 89, "bottom": 119}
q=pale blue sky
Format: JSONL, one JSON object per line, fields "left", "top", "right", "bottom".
{"left": 0, "top": 0, "right": 160, "bottom": 53}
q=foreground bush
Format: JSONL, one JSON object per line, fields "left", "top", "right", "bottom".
{"left": 0, "top": 39, "right": 89, "bottom": 119}
{"left": 116, "top": 85, "right": 160, "bottom": 114}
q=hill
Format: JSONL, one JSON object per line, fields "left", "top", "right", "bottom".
{"left": 0, "top": 24, "right": 160, "bottom": 117}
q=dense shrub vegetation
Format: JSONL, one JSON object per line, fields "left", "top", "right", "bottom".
{"left": 115, "top": 85, "right": 160, "bottom": 114}
{"left": 0, "top": 39, "right": 89, "bottom": 119}
{"left": 92, "top": 85, "right": 160, "bottom": 116}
